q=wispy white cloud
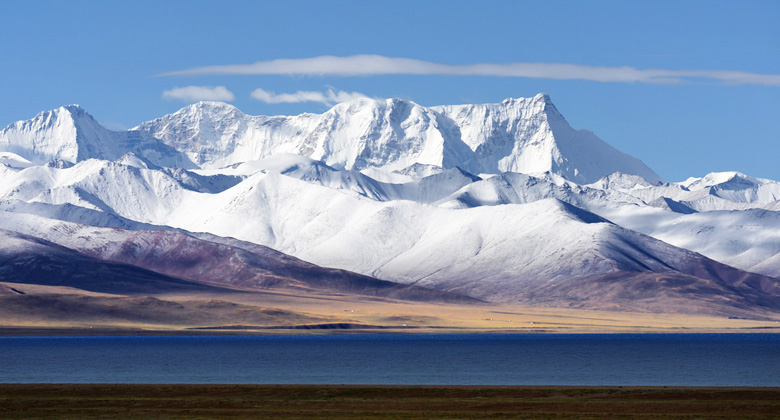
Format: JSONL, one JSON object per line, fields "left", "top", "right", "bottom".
{"left": 162, "top": 85, "right": 236, "bottom": 102}
{"left": 250, "top": 87, "right": 367, "bottom": 105}
{"left": 159, "top": 55, "right": 780, "bottom": 87}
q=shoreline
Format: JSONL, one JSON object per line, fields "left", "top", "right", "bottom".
{"left": 2, "top": 384, "right": 779, "bottom": 389}
{"left": 2, "top": 326, "right": 780, "bottom": 337}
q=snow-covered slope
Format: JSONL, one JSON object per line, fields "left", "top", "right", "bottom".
{"left": 590, "top": 171, "right": 780, "bottom": 212}
{"left": 594, "top": 204, "right": 780, "bottom": 278}
{"left": 584, "top": 172, "right": 780, "bottom": 277}
{"left": 2, "top": 147, "right": 778, "bottom": 282}
{"left": 197, "top": 153, "right": 481, "bottom": 203}
{"left": 427, "top": 169, "right": 780, "bottom": 278}
{"left": 0, "top": 228, "right": 226, "bottom": 295}
{"left": 0, "top": 152, "right": 33, "bottom": 169}
{"left": 2, "top": 155, "right": 777, "bottom": 316}
{"left": 0, "top": 214, "right": 474, "bottom": 303}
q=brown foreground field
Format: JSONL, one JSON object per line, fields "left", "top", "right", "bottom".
{"left": 1, "top": 384, "right": 779, "bottom": 419}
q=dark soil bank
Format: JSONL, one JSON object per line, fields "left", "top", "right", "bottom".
{"left": 1, "top": 384, "right": 779, "bottom": 419}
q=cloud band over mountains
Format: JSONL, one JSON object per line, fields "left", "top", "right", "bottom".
{"left": 162, "top": 86, "right": 236, "bottom": 102}
{"left": 159, "top": 55, "right": 780, "bottom": 86}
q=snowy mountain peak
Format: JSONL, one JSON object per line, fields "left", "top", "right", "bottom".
{"left": 501, "top": 93, "right": 556, "bottom": 113}
{"left": 45, "top": 104, "right": 106, "bottom": 130}
{"left": 139, "top": 101, "right": 247, "bottom": 134}
{"left": 182, "top": 101, "right": 244, "bottom": 117}
{"left": 0, "top": 104, "right": 106, "bottom": 164}
{"left": 533, "top": 92, "right": 551, "bottom": 102}
{"left": 433, "top": 96, "right": 662, "bottom": 183}
{"left": 61, "top": 103, "right": 88, "bottom": 114}
{"left": 681, "top": 171, "right": 753, "bottom": 190}
{"left": 315, "top": 96, "right": 466, "bottom": 171}
{"left": 587, "top": 172, "right": 655, "bottom": 190}
{"left": 326, "top": 96, "right": 428, "bottom": 123}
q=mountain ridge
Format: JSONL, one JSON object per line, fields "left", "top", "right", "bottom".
{"left": 2, "top": 95, "right": 662, "bottom": 184}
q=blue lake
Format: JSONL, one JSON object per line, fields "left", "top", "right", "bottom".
{"left": 1, "top": 333, "right": 778, "bottom": 385}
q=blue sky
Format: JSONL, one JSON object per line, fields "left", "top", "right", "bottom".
{"left": 1, "top": 0, "right": 778, "bottom": 181}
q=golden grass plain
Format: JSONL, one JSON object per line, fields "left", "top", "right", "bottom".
{"left": 2, "top": 281, "right": 779, "bottom": 335}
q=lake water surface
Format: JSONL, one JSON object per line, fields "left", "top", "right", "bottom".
{"left": 1, "top": 334, "right": 778, "bottom": 385}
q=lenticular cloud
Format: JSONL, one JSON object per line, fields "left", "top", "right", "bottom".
{"left": 159, "top": 55, "right": 780, "bottom": 87}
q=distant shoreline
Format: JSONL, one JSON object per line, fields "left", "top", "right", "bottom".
{"left": 2, "top": 326, "right": 779, "bottom": 337}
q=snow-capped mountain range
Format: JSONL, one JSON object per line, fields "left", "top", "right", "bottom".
{"left": 1, "top": 95, "right": 779, "bottom": 316}
{"left": 1, "top": 94, "right": 661, "bottom": 183}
